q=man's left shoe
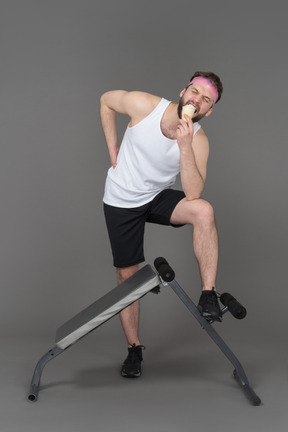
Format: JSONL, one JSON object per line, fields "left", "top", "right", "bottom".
{"left": 121, "top": 344, "right": 145, "bottom": 378}
{"left": 198, "top": 288, "right": 222, "bottom": 322}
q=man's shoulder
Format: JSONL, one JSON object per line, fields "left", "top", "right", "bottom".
{"left": 127, "top": 91, "right": 162, "bottom": 112}
{"left": 194, "top": 125, "right": 208, "bottom": 140}
{"left": 126, "top": 91, "right": 162, "bottom": 124}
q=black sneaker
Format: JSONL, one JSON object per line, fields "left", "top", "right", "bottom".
{"left": 121, "top": 344, "right": 145, "bottom": 378}
{"left": 198, "top": 288, "right": 222, "bottom": 322}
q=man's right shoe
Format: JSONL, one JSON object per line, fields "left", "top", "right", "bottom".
{"left": 198, "top": 288, "right": 222, "bottom": 322}
{"left": 121, "top": 344, "right": 145, "bottom": 378}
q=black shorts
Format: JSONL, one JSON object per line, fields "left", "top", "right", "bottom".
{"left": 103, "top": 189, "right": 185, "bottom": 268}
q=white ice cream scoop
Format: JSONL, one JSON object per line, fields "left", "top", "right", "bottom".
{"left": 181, "top": 104, "right": 196, "bottom": 120}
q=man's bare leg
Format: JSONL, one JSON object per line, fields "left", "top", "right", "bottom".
{"left": 170, "top": 198, "right": 218, "bottom": 290}
{"left": 170, "top": 198, "right": 221, "bottom": 320}
{"left": 117, "top": 265, "right": 141, "bottom": 346}
{"left": 117, "top": 265, "right": 145, "bottom": 377}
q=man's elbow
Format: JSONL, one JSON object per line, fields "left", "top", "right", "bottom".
{"left": 186, "top": 193, "right": 202, "bottom": 201}
{"left": 185, "top": 184, "right": 205, "bottom": 201}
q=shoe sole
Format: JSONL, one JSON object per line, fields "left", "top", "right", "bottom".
{"left": 198, "top": 305, "right": 222, "bottom": 322}
{"left": 202, "top": 312, "right": 222, "bottom": 322}
{"left": 121, "top": 371, "right": 141, "bottom": 378}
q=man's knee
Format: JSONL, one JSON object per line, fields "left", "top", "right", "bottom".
{"left": 198, "top": 199, "right": 215, "bottom": 222}
{"left": 190, "top": 199, "right": 215, "bottom": 226}
{"left": 117, "top": 265, "right": 139, "bottom": 284}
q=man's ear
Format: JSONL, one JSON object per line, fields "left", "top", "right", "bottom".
{"left": 179, "top": 88, "right": 186, "bottom": 98}
{"left": 205, "top": 107, "right": 213, "bottom": 117}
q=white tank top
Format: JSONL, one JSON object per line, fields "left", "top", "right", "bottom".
{"left": 103, "top": 98, "right": 201, "bottom": 208}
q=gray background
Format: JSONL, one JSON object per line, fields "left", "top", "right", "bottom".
{"left": 1, "top": 0, "right": 287, "bottom": 431}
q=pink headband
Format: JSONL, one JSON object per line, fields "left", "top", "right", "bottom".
{"left": 189, "top": 77, "right": 219, "bottom": 104}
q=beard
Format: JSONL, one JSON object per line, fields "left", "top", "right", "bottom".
{"left": 177, "top": 96, "right": 206, "bottom": 123}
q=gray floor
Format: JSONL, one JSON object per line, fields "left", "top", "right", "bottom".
{"left": 1, "top": 318, "right": 287, "bottom": 432}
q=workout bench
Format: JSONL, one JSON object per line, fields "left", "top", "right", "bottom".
{"left": 28, "top": 257, "right": 261, "bottom": 406}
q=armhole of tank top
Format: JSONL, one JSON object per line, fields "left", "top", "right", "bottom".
{"left": 194, "top": 122, "right": 201, "bottom": 135}
{"left": 127, "top": 98, "right": 167, "bottom": 130}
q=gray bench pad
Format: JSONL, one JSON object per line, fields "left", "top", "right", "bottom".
{"left": 55, "top": 265, "right": 160, "bottom": 349}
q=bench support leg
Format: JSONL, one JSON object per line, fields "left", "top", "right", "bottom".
{"left": 167, "top": 278, "right": 261, "bottom": 406}
{"left": 28, "top": 346, "right": 64, "bottom": 402}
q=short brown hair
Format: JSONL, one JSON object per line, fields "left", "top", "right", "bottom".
{"left": 188, "top": 71, "right": 223, "bottom": 104}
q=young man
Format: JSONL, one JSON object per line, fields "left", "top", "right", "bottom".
{"left": 100, "top": 71, "right": 223, "bottom": 378}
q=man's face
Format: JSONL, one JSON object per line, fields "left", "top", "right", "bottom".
{"left": 177, "top": 82, "right": 214, "bottom": 122}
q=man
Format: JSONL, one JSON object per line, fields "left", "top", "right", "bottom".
{"left": 100, "top": 71, "right": 223, "bottom": 378}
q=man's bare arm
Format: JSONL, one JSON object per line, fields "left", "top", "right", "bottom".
{"left": 100, "top": 91, "right": 160, "bottom": 167}
{"left": 177, "top": 116, "right": 209, "bottom": 200}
